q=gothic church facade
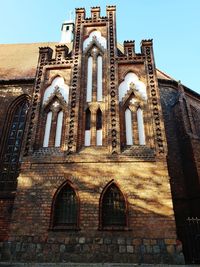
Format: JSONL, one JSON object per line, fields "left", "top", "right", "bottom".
{"left": 0, "top": 6, "right": 200, "bottom": 264}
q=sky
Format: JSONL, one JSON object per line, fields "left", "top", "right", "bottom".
{"left": 0, "top": 0, "right": 200, "bottom": 94}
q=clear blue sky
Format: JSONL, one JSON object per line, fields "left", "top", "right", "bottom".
{"left": 0, "top": 0, "right": 200, "bottom": 93}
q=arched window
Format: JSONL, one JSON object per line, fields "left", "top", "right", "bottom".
{"left": 43, "top": 111, "right": 52, "bottom": 147}
{"left": 96, "top": 108, "right": 102, "bottom": 146}
{"left": 86, "top": 56, "right": 93, "bottom": 102}
{"left": 101, "top": 183, "right": 126, "bottom": 228}
{"left": 125, "top": 108, "right": 133, "bottom": 145}
{"left": 53, "top": 183, "right": 78, "bottom": 229}
{"left": 41, "top": 77, "right": 68, "bottom": 149}
{"left": 97, "top": 55, "right": 103, "bottom": 101}
{"left": 85, "top": 108, "right": 91, "bottom": 146}
{"left": 137, "top": 107, "right": 146, "bottom": 145}
{"left": 0, "top": 97, "right": 29, "bottom": 191}
{"left": 55, "top": 110, "right": 64, "bottom": 147}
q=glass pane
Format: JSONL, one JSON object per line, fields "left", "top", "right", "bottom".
{"left": 0, "top": 100, "right": 28, "bottom": 186}
{"left": 11, "top": 123, "right": 18, "bottom": 130}
{"left": 102, "top": 184, "right": 126, "bottom": 227}
{"left": 3, "top": 154, "right": 11, "bottom": 162}
{"left": 9, "top": 130, "right": 16, "bottom": 139}
{"left": 18, "top": 122, "right": 25, "bottom": 129}
{"left": 96, "top": 109, "right": 102, "bottom": 130}
{"left": 17, "top": 130, "right": 23, "bottom": 139}
{"left": 85, "top": 109, "right": 91, "bottom": 130}
{"left": 54, "top": 184, "right": 78, "bottom": 226}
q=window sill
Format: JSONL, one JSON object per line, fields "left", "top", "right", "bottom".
{"left": 99, "top": 226, "right": 131, "bottom": 231}
{"left": 49, "top": 226, "right": 80, "bottom": 231}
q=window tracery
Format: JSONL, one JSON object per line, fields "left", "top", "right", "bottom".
{"left": 0, "top": 97, "right": 29, "bottom": 191}
{"left": 42, "top": 77, "right": 68, "bottom": 148}
{"left": 119, "top": 73, "right": 147, "bottom": 147}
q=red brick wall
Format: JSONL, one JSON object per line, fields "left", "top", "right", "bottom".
{"left": 0, "top": 195, "right": 15, "bottom": 241}
{"left": 5, "top": 160, "right": 181, "bottom": 263}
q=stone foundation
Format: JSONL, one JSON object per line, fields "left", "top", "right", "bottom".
{"left": 0, "top": 236, "right": 184, "bottom": 264}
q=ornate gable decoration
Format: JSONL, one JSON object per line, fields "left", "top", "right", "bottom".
{"left": 43, "top": 77, "right": 69, "bottom": 109}
{"left": 43, "top": 86, "right": 67, "bottom": 111}
{"left": 118, "top": 73, "right": 147, "bottom": 104}
{"left": 83, "top": 30, "right": 107, "bottom": 53}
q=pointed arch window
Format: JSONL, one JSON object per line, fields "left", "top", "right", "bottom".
{"left": 52, "top": 183, "right": 79, "bottom": 229}
{"left": 97, "top": 55, "right": 103, "bottom": 101}
{"left": 96, "top": 108, "right": 102, "bottom": 146}
{"left": 0, "top": 98, "right": 29, "bottom": 191}
{"left": 85, "top": 108, "right": 91, "bottom": 146}
{"left": 137, "top": 107, "right": 146, "bottom": 145}
{"left": 43, "top": 111, "right": 52, "bottom": 147}
{"left": 101, "top": 183, "right": 126, "bottom": 228}
{"left": 41, "top": 77, "right": 68, "bottom": 149}
{"left": 55, "top": 110, "right": 64, "bottom": 147}
{"left": 86, "top": 56, "right": 93, "bottom": 102}
{"left": 125, "top": 108, "right": 133, "bottom": 145}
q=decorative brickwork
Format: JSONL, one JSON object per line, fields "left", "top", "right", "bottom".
{"left": 142, "top": 40, "right": 166, "bottom": 155}
{"left": 107, "top": 7, "right": 120, "bottom": 153}
{"left": 0, "top": 5, "right": 200, "bottom": 264}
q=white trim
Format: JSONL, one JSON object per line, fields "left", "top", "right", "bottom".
{"left": 137, "top": 108, "right": 146, "bottom": 145}
{"left": 96, "top": 129, "right": 102, "bottom": 146}
{"left": 84, "top": 130, "right": 91, "bottom": 146}
{"left": 43, "top": 77, "right": 69, "bottom": 104}
{"left": 125, "top": 108, "right": 133, "bottom": 145}
{"left": 83, "top": 30, "right": 107, "bottom": 51}
{"left": 118, "top": 72, "right": 147, "bottom": 102}
{"left": 55, "top": 111, "right": 63, "bottom": 147}
{"left": 97, "top": 56, "right": 103, "bottom": 101}
{"left": 43, "top": 111, "right": 52, "bottom": 147}
{"left": 86, "top": 56, "right": 93, "bottom": 102}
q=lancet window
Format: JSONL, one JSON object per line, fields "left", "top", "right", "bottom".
{"left": 42, "top": 77, "right": 68, "bottom": 148}
{"left": 84, "top": 30, "right": 106, "bottom": 103}
{"left": 100, "top": 182, "right": 127, "bottom": 228}
{"left": 51, "top": 182, "right": 79, "bottom": 229}
{"left": 96, "top": 108, "right": 102, "bottom": 146}
{"left": 84, "top": 108, "right": 91, "bottom": 146}
{"left": 0, "top": 95, "right": 29, "bottom": 191}
{"left": 118, "top": 73, "right": 147, "bottom": 147}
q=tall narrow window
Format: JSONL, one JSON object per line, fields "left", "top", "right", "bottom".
{"left": 85, "top": 108, "right": 91, "bottom": 146}
{"left": 0, "top": 100, "right": 29, "bottom": 188}
{"left": 97, "top": 55, "right": 103, "bottom": 101}
{"left": 96, "top": 108, "right": 102, "bottom": 146}
{"left": 125, "top": 108, "right": 133, "bottom": 145}
{"left": 137, "top": 108, "right": 146, "bottom": 145}
{"left": 55, "top": 111, "right": 63, "bottom": 147}
{"left": 43, "top": 111, "right": 52, "bottom": 147}
{"left": 86, "top": 56, "right": 93, "bottom": 102}
{"left": 53, "top": 183, "right": 78, "bottom": 229}
{"left": 101, "top": 183, "right": 126, "bottom": 227}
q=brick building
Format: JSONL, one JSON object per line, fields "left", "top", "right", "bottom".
{"left": 0, "top": 6, "right": 200, "bottom": 264}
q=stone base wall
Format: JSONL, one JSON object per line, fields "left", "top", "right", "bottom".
{"left": 1, "top": 236, "right": 184, "bottom": 264}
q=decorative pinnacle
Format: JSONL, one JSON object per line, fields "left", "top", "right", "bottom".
{"left": 124, "top": 40, "right": 135, "bottom": 44}
{"left": 91, "top": 6, "right": 100, "bottom": 10}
